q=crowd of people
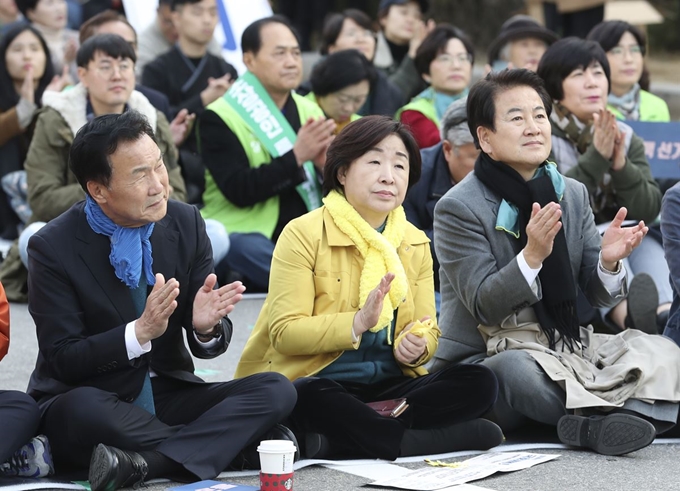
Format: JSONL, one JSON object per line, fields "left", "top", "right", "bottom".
{"left": 2, "top": 0, "right": 680, "bottom": 490}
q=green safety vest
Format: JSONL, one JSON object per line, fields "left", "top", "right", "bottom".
{"left": 608, "top": 90, "right": 671, "bottom": 122}
{"left": 395, "top": 96, "right": 439, "bottom": 127}
{"left": 201, "top": 91, "right": 324, "bottom": 239}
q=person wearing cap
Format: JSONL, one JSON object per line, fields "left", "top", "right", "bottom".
{"left": 374, "top": 0, "right": 433, "bottom": 101}
{"left": 306, "top": 49, "right": 377, "bottom": 135}
{"left": 403, "top": 97, "right": 478, "bottom": 305}
{"left": 487, "top": 14, "right": 557, "bottom": 73}
{"left": 317, "top": 8, "right": 405, "bottom": 117}
{"left": 587, "top": 20, "right": 670, "bottom": 122}
{"left": 397, "top": 24, "right": 474, "bottom": 149}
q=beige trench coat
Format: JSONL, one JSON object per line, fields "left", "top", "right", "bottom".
{"left": 479, "top": 308, "right": 680, "bottom": 410}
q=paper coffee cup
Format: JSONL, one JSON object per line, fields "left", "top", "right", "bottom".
{"left": 257, "top": 440, "right": 297, "bottom": 474}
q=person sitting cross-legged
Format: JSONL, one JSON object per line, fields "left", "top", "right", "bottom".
{"left": 25, "top": 110, "right": 297, "bottom": 491}
{"left": 430, "top": 68, "right": 680, "bottom": 455}
{"left": 235, "top": 116, "right": 503, "bottom": 461}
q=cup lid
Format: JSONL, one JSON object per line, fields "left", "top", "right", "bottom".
{"left": 257, "top": 439, "right": 297, "bottom": 453}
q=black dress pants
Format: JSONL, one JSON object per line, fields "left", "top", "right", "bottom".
{"left": 288, "top": 363, "right": 498, "bottom": 460}
{"left": 39, "top": 372, "right": 296, "bottom": 479}
{"left": 0, "top": 390, "right": 41, "bottom": 463}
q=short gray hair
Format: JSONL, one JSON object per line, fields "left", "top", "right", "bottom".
{"left": 440, "top": 97, "right": 474, "bottom": 147}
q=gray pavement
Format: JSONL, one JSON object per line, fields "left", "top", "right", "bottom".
{"left": 3, "top": 297, "right": 680, "bottom": 491}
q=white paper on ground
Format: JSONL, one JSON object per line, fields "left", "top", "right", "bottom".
{"left": 369, "top": 452, "right": 559, "bottom": 490}
{"left": 423, "top": 485, "right": 496, "bottom": 491}
{"left": 214, "top": 438, "right": 680, "bottom": 479}
{"left": 0, "top": 483, "right": 86, "bottom": 491}
{"left": 323, "top": 463, "right": 410, "bottom": 480}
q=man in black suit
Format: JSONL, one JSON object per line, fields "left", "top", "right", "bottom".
{"left": 25, "top": 110, "right": 297, "bottom": 491}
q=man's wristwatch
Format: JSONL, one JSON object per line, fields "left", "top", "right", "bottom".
{"left": 193, "top": 321, "right": 222, "bottom": 342}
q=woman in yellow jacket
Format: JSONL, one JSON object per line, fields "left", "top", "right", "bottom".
{"left": 235, "top": 116, "right": 501, "bottom": 461}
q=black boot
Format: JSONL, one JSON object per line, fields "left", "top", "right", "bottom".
{"left": 399, "top": 418, "right": 504, "bottom": 457}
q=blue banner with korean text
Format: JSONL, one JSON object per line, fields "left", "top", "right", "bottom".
{"left": 626, "top": 121, "right": 680, "bottom": 179}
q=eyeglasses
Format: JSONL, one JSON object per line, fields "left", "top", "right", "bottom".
{"left": 94, "top": 60, "right": 134, "bottom": 78}
{"left": 609, "top": 45, "right": 643, "bottom": 57}
{"left": 434, "top": 53, "right": 473, "bottom": 65}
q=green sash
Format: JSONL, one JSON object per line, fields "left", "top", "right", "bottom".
{"left": 224, "top": 71, "right": 322, "bottom": 211}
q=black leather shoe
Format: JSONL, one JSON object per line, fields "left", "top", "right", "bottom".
{"left": 229, "top": 424, "right": 300, "bottom": 470}
{"left": 557, "top": 414, "right": 656, "bottom": 456}
{"left": 89, "top": 444, "right": 148, "bottom": 491}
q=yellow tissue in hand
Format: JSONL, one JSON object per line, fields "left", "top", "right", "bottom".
{"left": 394, "top": 318, "right": 437, "bottom": 348}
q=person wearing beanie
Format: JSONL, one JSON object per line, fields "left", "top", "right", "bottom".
{"left": 487, "top": 14, "right": 557, "bottom": 73}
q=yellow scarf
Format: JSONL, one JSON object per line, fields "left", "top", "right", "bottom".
{"left": 323, "top": 190, "right": 408, "bottom": 335}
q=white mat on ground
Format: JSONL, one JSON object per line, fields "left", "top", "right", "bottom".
{"left": 213, "top": 437, "right": 680, "bottom": 479}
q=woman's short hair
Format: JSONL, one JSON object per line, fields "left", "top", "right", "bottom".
{"left": 310, "top": 49, "right": 377, "bottom": 97}
{"left": 587, "top": 20, "right": 646, "bottom": 56}
{"left": 0, "top": 23, "right": 55, "bottom": 111}
{"left": 323, "top": 115, "right": 421, "bottom": 195}
{"left": 76, "top": 33, "right": 137, "bottom": 67}
{"left": 467, "top": 69, "right": 552, "bottom": 149}
{"left": 70, "top": 110, "right": 157, "bottom": 194}
{"left": 537, "top": 37, "right": 610, "bottom": 101}
{"left": 414, "top": 24, "right": 475, "bottom": 77}
{"left": 319, "top": 9, "right": 375, "bottom": 56}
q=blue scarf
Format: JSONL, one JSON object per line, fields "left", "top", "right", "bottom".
{"left": 84, "top": 196, "right": 156, "bottom": 289}
{"left": 416, "top": 86, "right": 469, "bottom": 121}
